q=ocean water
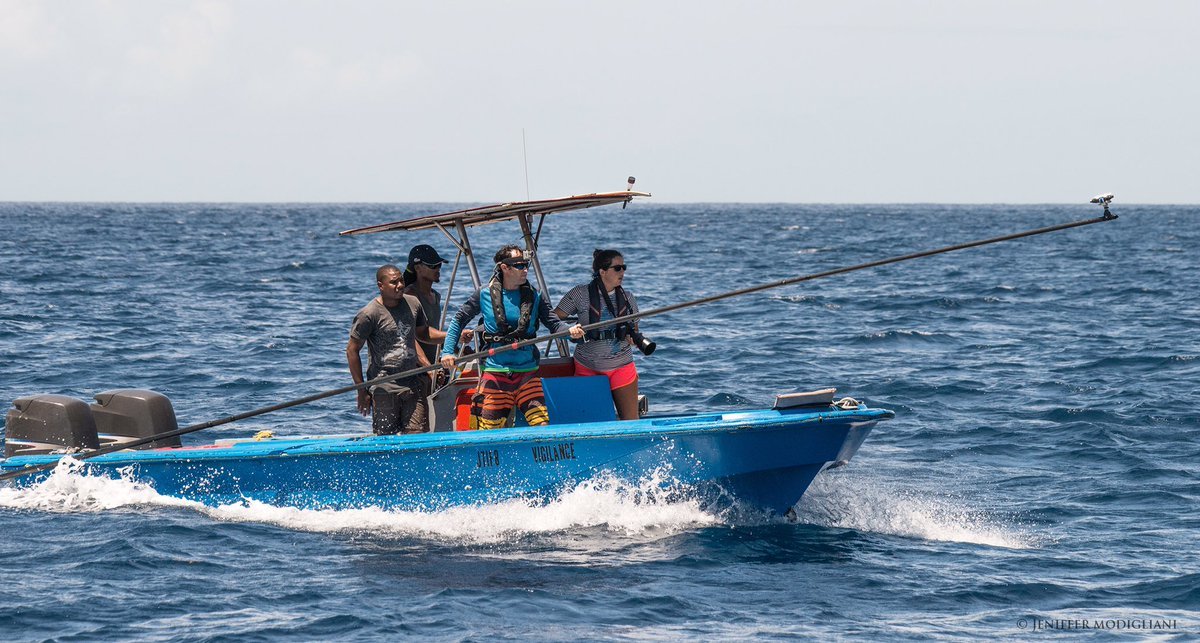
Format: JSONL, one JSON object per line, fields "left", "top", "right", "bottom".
{"left": 0, "top": 201, "right": 1196, "bottom": 641}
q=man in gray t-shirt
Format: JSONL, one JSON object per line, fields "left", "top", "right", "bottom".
{"left": 346, "top": 264, "right": 435, "bottom": 435}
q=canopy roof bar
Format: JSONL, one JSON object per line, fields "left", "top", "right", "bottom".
{"left": 339, "top": 191, "right": 651, "bottom": 236}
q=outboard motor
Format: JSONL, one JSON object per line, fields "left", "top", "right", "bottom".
{"left": 91, "top": 389, "right": 182, "bottom": 449}
{"left": 4, "top": 395, "right": 100, "bottom": 458}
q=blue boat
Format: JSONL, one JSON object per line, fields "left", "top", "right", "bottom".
{"left": 0, "top": 185, "right": 894, "bottom": 515}
{"left": 1, "top": 401, "right": 890, "bottom": 515}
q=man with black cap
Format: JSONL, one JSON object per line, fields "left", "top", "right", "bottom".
{"left": 402, "top": 244, "right": 451, "bottom": 364}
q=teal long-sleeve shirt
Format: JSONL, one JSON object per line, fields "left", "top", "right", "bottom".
{"left": 442, "top": 285, "right": 569, "bottom": 373}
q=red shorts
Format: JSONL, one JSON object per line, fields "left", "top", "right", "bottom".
{"left": 573, "top": 361, "right": 638, "bottom": 391}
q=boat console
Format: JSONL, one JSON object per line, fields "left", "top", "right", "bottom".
{"left": 428, "top": 356, "right": 626, "bottom": 431}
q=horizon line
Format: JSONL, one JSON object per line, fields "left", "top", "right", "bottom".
{"left": 0, "top": 199, "right": 1190, "bottom": 207}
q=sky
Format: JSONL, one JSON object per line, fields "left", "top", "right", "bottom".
{"left": 1, "top": 1, "right": 1196, "bottom": 203}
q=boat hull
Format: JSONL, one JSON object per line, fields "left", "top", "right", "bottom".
{"left": 1, "top": 407, "right": 892, "bottom": 515}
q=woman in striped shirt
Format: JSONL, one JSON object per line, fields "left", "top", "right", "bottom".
{"left": 554, "top": 249, "right": 644, "bottom": 420}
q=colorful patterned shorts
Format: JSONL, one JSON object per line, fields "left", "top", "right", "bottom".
{"left": 472, "top": 370, "right": 548, "bottom": 429}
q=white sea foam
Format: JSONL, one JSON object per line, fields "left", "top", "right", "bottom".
{"left": 792, "top": 472, "right": 1040, "bottom": 549}
{"left": 0, "top": 457, "right": 198, "bottom": 512}
{"left": 0, "top": 464, "right": 718, "bottom": 544}
{"left": 2, "top": 460, "right": 1030, "bottom": 549}
{"left": 206, "top": 471, "right": 719, "bottom": 544}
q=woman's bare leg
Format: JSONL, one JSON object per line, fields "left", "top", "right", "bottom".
{"left": 611, "top": 379, "right": 640, "bottom": 421}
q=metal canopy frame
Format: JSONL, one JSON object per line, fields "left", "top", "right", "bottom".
{"left": 341, "top": 189, "right": 652, "bottom": 358}
{"left": 340, "top": 191, "right": 651, "bottom": 237}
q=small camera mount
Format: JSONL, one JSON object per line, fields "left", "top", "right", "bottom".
{"left": 1090, "top": 193, "right": 1116, "bottom": 219}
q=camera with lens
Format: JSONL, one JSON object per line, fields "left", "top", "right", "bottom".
{"left": 628, "top": 327, "right": 656, "bottom": 356}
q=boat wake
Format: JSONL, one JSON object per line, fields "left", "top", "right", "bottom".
{"left": 206, "top": 470, "right": 722, "bottom": 544}
{"left": 791, "top": 471, "right": 1043, "bottom": 549}
{"left": 0, "top": 457, "right": 195, "bottom": 512}
{"left": 0, "top": 460, "right": 721, "bottom": 543}
{"left": 1, "top": 459, "right": 1039, "bottom": 549}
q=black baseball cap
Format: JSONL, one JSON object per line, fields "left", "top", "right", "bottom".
{"left": 408, "top": 244, "right": 448, "bottom": 267}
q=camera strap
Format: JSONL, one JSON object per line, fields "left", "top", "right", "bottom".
{"left": 587, "top": 279, "right": 631, "bottom": 341}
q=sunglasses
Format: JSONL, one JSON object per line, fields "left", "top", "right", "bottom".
{"left": 504, "top": 261, "right": 530, "bottom": 270}
{"left": 604, "top": 264, "right": 628, "bottom": 272}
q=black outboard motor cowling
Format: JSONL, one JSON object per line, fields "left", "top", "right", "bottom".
{"left": 4, "top": 395, "right": 100, "bottom": 458}
{"left": 91, "top": 389, "right": 181, "bottom": 449}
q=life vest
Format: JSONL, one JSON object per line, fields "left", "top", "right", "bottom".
{"left": 482, "top": 276, "right": 537, "bottom": 345}
{"left": 586, "top": 278, "right": 631, "bottom": 341}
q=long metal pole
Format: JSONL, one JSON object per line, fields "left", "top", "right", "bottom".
{"left": 0, "top": 208, "right": 1117, "bottom": 483}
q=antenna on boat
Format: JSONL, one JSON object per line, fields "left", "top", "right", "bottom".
{"left": 522, "top": 129, "right": 531, "bottom": 200}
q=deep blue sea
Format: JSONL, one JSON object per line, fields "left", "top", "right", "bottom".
{"left": 1, "top": 201, "right": 1197, "bottom": 641}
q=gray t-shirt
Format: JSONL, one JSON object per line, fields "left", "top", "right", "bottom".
{"left": 350, "top": 295, "right": 428, "bottom": 379}
{"left": 555, "top": 284, "right": 639, "bottom": 372}
{"left": 405, "top": 287, "right": 443, "bottom": 364}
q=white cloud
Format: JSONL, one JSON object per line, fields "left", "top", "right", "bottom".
{"left": 124, "top": 0, "right": 232, "bottom": 88}
{"left": 280, "top": 48, "right": 422, "bottom": 98}
{"left": 0, "top": 0, "right": 61, "bottom": 59}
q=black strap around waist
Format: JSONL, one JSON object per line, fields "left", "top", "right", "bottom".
{"left": 586, "top": 328, "right": 621, "bottom": 342}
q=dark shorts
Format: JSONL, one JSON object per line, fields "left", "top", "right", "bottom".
{"left": 371, "top": 375, "right": 430, "bottom": 435}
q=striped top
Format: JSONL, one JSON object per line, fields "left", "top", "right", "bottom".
{"left": 554, "top": 284, "right": 639, "bottom": 372}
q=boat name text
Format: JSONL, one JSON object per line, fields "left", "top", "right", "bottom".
{"left": 532, "top": 442, "right": 576, "bottom": 464}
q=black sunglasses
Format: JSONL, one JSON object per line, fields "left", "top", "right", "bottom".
{"left": 604, "top": 264, "right": 628, "bottom": 272}
{"left": 504, "top": 261, "right": 530, "bottom": 270}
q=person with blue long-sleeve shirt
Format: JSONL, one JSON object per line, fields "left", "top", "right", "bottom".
{"left": 441, "top": 245, "right": 583, "bottom": 429}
